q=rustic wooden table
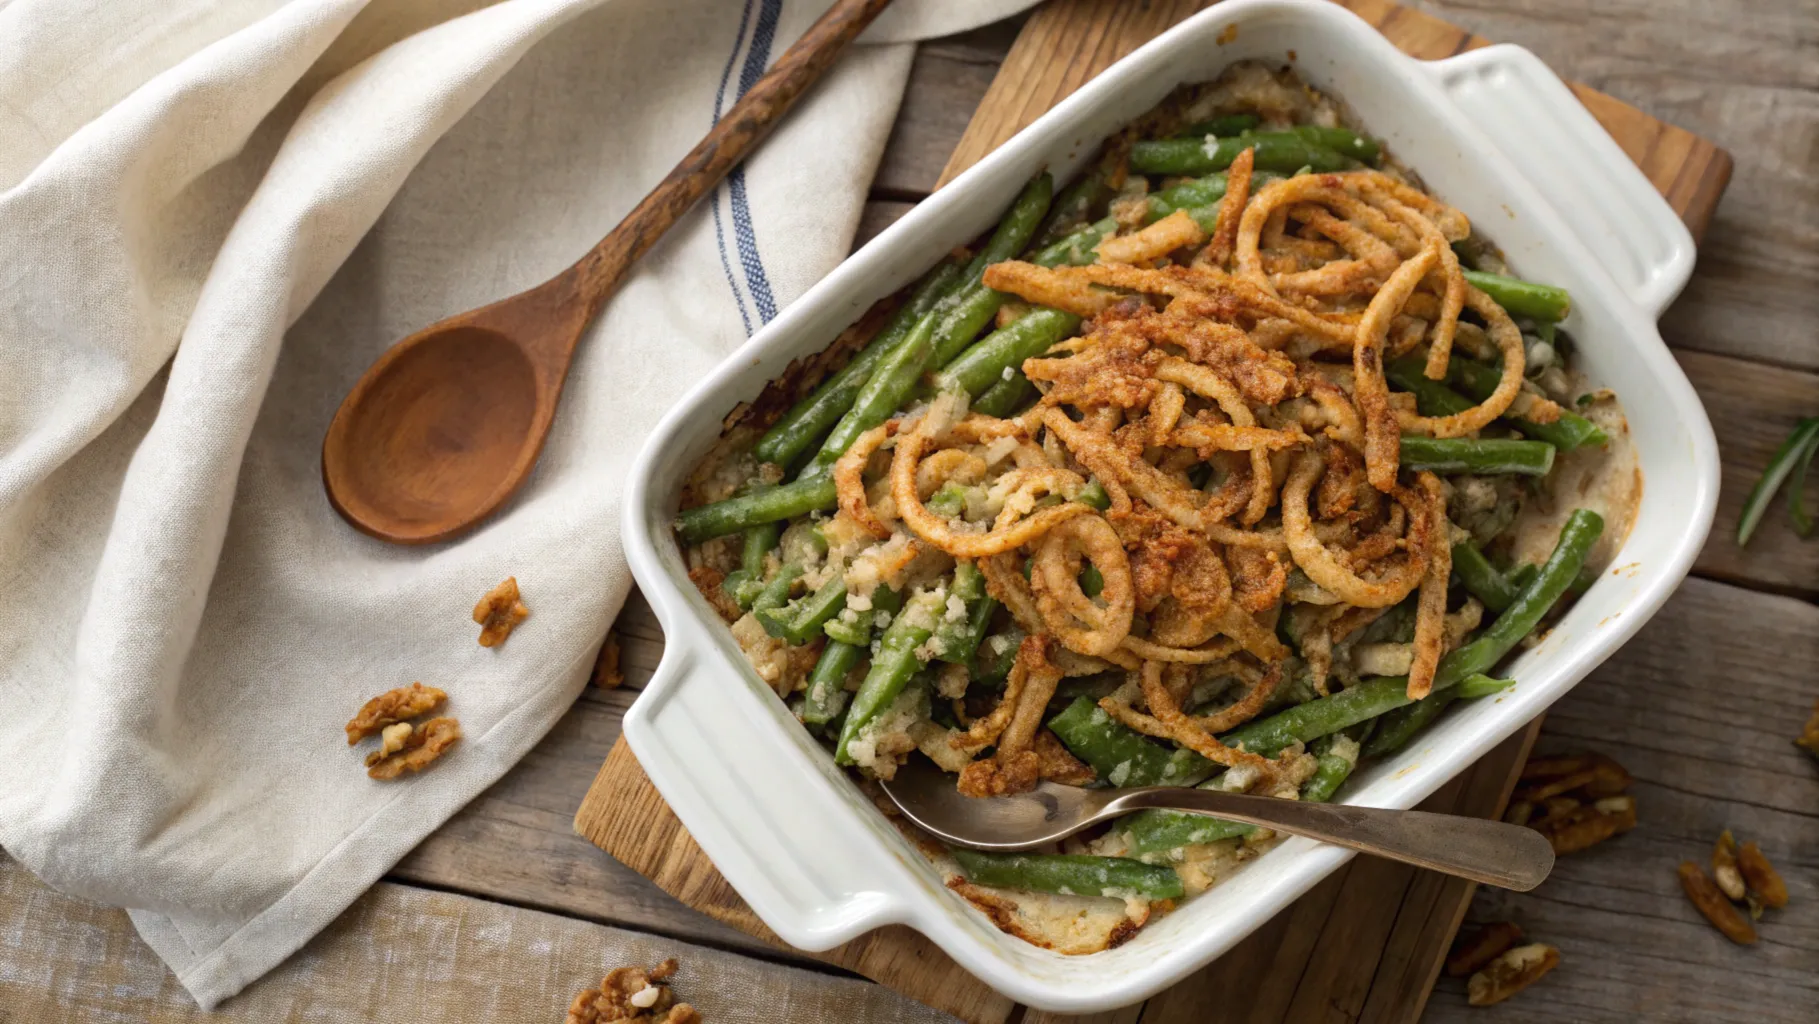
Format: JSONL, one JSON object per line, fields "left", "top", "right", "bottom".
{"left": 5, "top": 2, "right": 1814, "bottom": 1021}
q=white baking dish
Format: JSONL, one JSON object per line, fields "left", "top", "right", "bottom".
{"left": 619, "top": 0, "right": 1718, "bottom": 1012}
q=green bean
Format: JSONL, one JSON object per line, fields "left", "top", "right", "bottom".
{"left": 1399, "top": 436, "right": 1556, "bottom": 476}
{"left": 752, "top": 261, "right": 964, "bottom": 468}
{"left": 973, "top": 172, "right": 1055, "bottom": 278}
{"left": 835, "top": 591, "right": 944, "bottom": 763}
{"left": 1034, "top": 169, "right": 1110, "bottom": 248}
{"left": 1121, "top": 726, "right": 1370, "bottom": 856}
{"left": 1361, "top": 692, "right": 1457, "bottom": 758}
{"left": 804, "top": 309, "right": 941, "bottom": 476}
{"left": 1145, "top": 175, "right": 1227, "bottom": 223}
{"left": 1286, "top": 125, "right": 1381, "bottom": 165}
{"left": 1383, "top": 355, "right": 1476, "bottom": 418}
{"left": 1077, "top": 479, "right": 1110, "bottom": 511}
{"left": 925, "top": 174, "right": 1057, "bottom": 367}
{"left": 1451, "top": 542, "right": 1521, "bottom": 613}
{"left": 1177, "top": 113, "right": 1260, "bottom": 138}
{"left": 950, "top": 849, "right": 1184, "bottom": 901}
{"left": 1222, "top": 675, "right": 1419, "bottom": 758}
{"left": 748, "top": 562, "right": 802, "bottom": 622}
{"left": 1129, "top": 132, "right": 1354, "bottom": 176}
{"left": 925, "top": 482, "right": 968, "bottom": 518}
{"left": 1739, "top": 417, "right": 1819, "bottom": 546}
{"left": 673, "top": 477, "right": 838, "bottom": 544}
{"left": 1031, "top": 216, "right": 1116, "bottom": 268}
{"left": 1446, "top": 357, "right": 1608, "bottom": 451}
{"left": 931, "top": 562, "right": 988, "bottom": 663}
{"left": 1046, "top": 697, "right": 1213, "bottom": 787}
{"left": 1438, "top": 508, "right": 1603, "bottom": 683}
{"left": 802, "top": 640, "right": 862, "bottom": 726}
{"left": 1363, "top": 673, "right": 1514, "bottom": 757}
{"left": 1506, "top": 563, "right": 1539, "bottom": 593}
{"left": 973, "top": 370, "right": 1035, "bottom": 417}
{"left": 823, "top": 586, "right": 901, "bottom": 647}
{"left": 933, "top": 309, "right": 1083, "bottom": 397}
{"left": 757, "top": 573, "right": 848, "bottom": 644}
{"left": 1454, "top": 674, "right": 1515, "bottom": 700}
{"left": 1079, "top": 564, "right": 1105, "bottom": 598}
{"left": 970, "top": 626, "right": 1024, "bottom": 686}
{"left": 1462, "top": 269, "right": 1571, "bottom": 322}
{"left": 731, "top": 520, "right": 783, "bottom": 609}
{"left": 1302, "top": 726, "right": 1369, "bottom": 803}
{"left": 930, "top": 286, "right": 1008, "bottom": 368}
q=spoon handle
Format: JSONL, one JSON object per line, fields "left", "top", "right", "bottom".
{"left": 566, "top": 0, "right": 894, "bottom": 322}
{"left": 1117, "top": 789, "right": 1555, "bottom": 891}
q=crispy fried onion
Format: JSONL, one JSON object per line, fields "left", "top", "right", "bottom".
{"left": 835, "top": 421, "right": 898, "bottom": 539}
{"left": 1406, "top": 471, "right": 1452, "bottom": 699}
{"left": 1103, "top": 660, "right": 1287, "bottom": 775}
{"left": 893, "top": 415, "right": 1093, "bottom": 558}
{"left": 954, "top": 636, "right": 1064, "bottom": 797}
{"left": 1354, "top": 236, "right": 1441, "bottom": 490}
{"left": 1396, "top": 284, "right": 1527, "bottom": 438}
{"left": 1098, "top": 208, "right": 1208, "bottom": 265}
{"left": 1281, "top": 448, "right": 1433, "bottom": 608}
{"left": 1030, "top": 514, "right": 1134, "bottom": 656}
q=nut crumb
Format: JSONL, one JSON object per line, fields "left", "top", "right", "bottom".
{"left": 345, "top": 682, "right": 446, "bottom": 745}
{"left": 594, "top": 630, "right": 625, "bottom": 689}
{"left": 1466, "top": 943, "right": 1559, "bottom": 1006}
{"left": 1797, "top": 699, "right": 1819, "bottom": 760}
{"left": 565, "top": 958, "right": 700, "bottom": 1024}
{"left": 475, "top": 576, "right": 529, "bottom": 647}
{"left": 1678, "top": 860, "right": 1756, "bottom": 945}
{"left": 366, "top": 717, "right": 461, "bottom": 780}
{"left": 1445, "top": 921, "right": 1523, "bottom": 978}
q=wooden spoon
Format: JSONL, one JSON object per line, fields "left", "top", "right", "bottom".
{"left": 323, "top": 0, "right": 894, "bottom": 544}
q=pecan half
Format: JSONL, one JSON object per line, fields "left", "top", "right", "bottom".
{"left": 1466, "top": 943, "right": 1560, "bottom": 1006}
{"left": 1678, "top": 861, "right": 1757, "bottom": 945}
{"left": 1738, "top": 840, "right": 1789, "bottom": 909}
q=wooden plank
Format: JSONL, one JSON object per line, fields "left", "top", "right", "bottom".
{"left": 0, "top": 855, "right": 957, "bottom": 1024}
{"left": 1425, "top": 576, "right": 1819, "bottom": 1022}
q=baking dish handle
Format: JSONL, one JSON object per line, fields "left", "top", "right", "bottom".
{"left": 620, "top": 623, "right": 917, "bottom": 951}
{"left": 1422, "top": 44, "right": 1696, "bottom": 319}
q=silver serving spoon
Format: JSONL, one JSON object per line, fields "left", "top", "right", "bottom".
{"left": 880, "top": 758, "right": 1554, "bottom": 891}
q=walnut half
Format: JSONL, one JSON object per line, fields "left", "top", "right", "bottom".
{"left": 367, "top": 717, "right": 462, "bottom": 780}
{"left": 345, "top": 682, "right": 446, "bottom": 745}
{"left": 475, "top": 576, "right": 529, "bottom": 647}
{"left": 565, "top": 958, "right": 701, "bottom": 1024}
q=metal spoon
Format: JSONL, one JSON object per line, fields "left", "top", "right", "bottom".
{"left": 880, "top": 757, "right": 1554, "bottom": 891}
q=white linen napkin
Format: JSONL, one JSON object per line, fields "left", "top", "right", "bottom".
{"left": 0, "top": 0, "right": 1035, "bottom": 1007}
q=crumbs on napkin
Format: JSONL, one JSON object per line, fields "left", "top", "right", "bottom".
{"left": 566, "top": 958, "right": 700, "bottom": 1024}
{"left": 345, "top": 682, "right": 447, "bottom": 744}
{"left": 475, "top": 576, "right": 530, "bottom": 647}
{"left": 593, "top": 630, "right": 624, "bottom": 689}
{"left": 346, "top": 683, "right": 460, "bottom": 780}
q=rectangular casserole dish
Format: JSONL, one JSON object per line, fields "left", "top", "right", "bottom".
{"left": 619, "top": 0, "right": 1719, "bottom": 1012}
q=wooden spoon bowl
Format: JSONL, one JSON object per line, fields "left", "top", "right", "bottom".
{"left": 321, "top": 0, "right": 892, "bottom": 544}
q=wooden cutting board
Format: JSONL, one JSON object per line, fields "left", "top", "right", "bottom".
{"left": 574, "top": 2, "right": 1733, "bottom": 1021}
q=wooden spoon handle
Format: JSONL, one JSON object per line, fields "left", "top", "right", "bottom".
{"left": 568, "top": 0, "right": 895, "bottom": 320}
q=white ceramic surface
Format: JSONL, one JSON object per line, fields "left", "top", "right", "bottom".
{"left": 620, "top": 0, "right": 1718, "bottom": 1012}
